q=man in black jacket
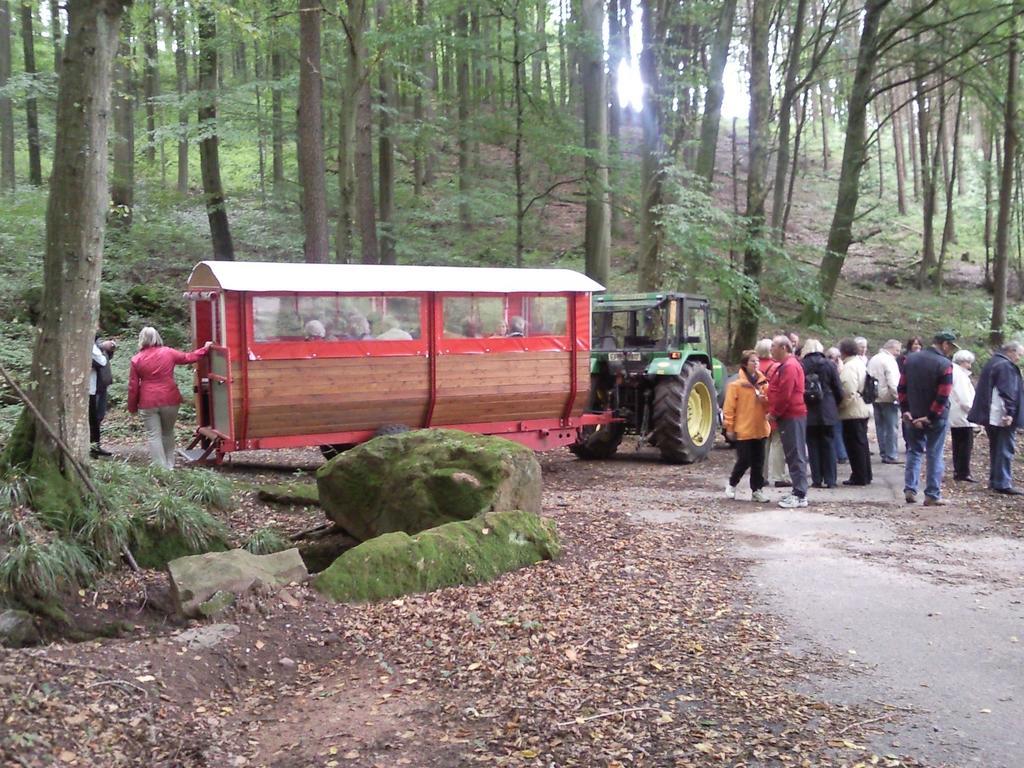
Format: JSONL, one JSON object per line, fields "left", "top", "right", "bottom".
{"left": 968, "top": 341, "right": 1024, "bottom": 494}
{"left": 898, "top": 331, "right": 957, "bottom": 505}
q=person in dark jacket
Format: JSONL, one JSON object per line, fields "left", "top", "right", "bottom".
{"left": 967, "top": 341, "right": 1024, "bottom": 494}
{"left": 898, "top": 331, "right": 957, "bottom": 505}
{"left": 801, "top": 340, "right": 844, "bottom": 488}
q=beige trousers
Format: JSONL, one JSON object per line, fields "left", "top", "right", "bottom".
{"left": 140, "top": 405, "right": 179, "bottom": 470}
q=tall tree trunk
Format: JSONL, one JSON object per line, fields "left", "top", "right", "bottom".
{"left": 532, "top": 0, "right": 543, "bottom": 104}
{"left": 377, "top": 0, "right": 395, "bottom": 264}
{"left": 297, "top": 0, "right": 329, "bottom": 262}
{"left": 695, "top": 0, "right": 737, "bottom": 185}
{"left": 48, "top": 0, "right": 61, "bottom": 72}
{"left": 915, "top": 69, "right": 940, "bottom": 289}
{"left": 110, "top": 19, "right": 133, "bottom": 224}
{"left": 413, "top": 0, "right": 437, "bottom": 192}
{"left": 769, "top": 0, "right": 808, "bottom": 237}
{"left": 806, "top": 0, "right": 886, "bottom": 323}
{"left": 253, "top": 40, "right": 267, "bottom": 206}
{"left": 174, "top": 0, "right": 189, "bottom": 194}
{"left": 336, "top": 0, "right": 363, "bottom": 262}
{"left": 197, "top": 2, "right": 235, "bottom": 260}
{"left": 581, "top": 0, "right": 609, "bottom": 286}
{"left": 890, "top": 86, "right": 907, "bottom": 214}
{"left": 0, "top": 0, "right": 15, "bottom": 191}
{"left": 607, "top": 0, "right": 623, "bottom": 235}
{"left": 731, "top": 0, "right": 770, "bottom": 358}
{"left": 142, "top": 1, "right": 158, "bottom": 165}
{"left": 11, "top": 0, "right": 128, "bottom": 476}
{"left": 937, "top": 86, "right": 962, "bottom": 293}
{"left": 270, "top": 7, "right": 285, "bottom": 197}
{"left": 983, "top": 128, "right": 994, "bottom": 286}
{"left": 818, "top": 83, "right": 830, "bottom": 172}
{"left": 354, "top": 74, "right": 378, "bottom": 263}
{"left": 637, "top": 0, "right": 665, "bottom": 290}
{"left": 781, "top": 87, "right": 810, "bottom": 239}
{"left": 20, "top": 1, "right": 40, "bottom": 185}
{"left": 906, "top": 83, "right": 920, "bottom": 200}
{"left": 511, "top": 6, "right": 525, "bottom": 264}
{"left": 991, "top": 9, "right": 1018, "bottom": 346}
{"left": 456, "top": 5, "right": 471, "bottom": 229}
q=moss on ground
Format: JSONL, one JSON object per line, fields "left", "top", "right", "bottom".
{"left": 257, "top": 482, "right": 320, "bottom": 506}
{"left": 312, "top": 509, "right": 560, "bottom": 602}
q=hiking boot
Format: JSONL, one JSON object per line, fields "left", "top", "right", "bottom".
{"left": 778, "top": 494, "right": 808, "bottom": 509}
{"left": 904, "top": 490, "right": 917, "bottom": 504}
{"left": 751, "top": 489, "right": 769, "bottom": 503}
{"left": 725, "top": 483, "right": 737, "bottom": 499}
{"left": 923, "top": 496, "right": 947, "bottom": 506}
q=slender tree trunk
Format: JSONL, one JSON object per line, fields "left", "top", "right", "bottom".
{"left": 732, "top": 0, "right": 770, "bottom": 358}
{"left": 346, "top": 0, "right": 377, "bottom": 263}
{"left": 818, "top": 83, "right": 830, "bottom": 172}
{"left": 143, "top": 1, "right": 158, "bottom": 165}
{"left": 336, "top": 0, "right": 362, "bottom": 262}
{"left": 607, "top": 0, "right": 623, "bottom": 235}
{"left": 937, "top": 86, "right": 962, "bottom": 293}
{"left": 532, "top": 0, "right": 543, "bottom": 104}
{"left": 769, "top": 0, "right": 808, "bottom": 237}
{"left": 992, "top": 8, "right": 1018, "bottom": 346}
{"left": 110, "top": 19, "right": 133, "bottom": 224}
{"left": 984, "top": 128, "right": 994, "bottom": 286}
{"left": 0, "top": 0, "right": 15, "bottom": 191}
{"left": 20, "top": 1, "right": 40, "bottom": 185}
{"left": 270, "top": 0, "right": 285, "bottom": 197}
{"left": 581, "top": 0, "right": 609, "bottom": 286}
{"left": 174, "top": 0, "right": 189, "bottom": 194}
{"left": 781, "top": 87, "right": 810, "bottom": 239}
{"left": 197, "top": 2, "right": 235, "bottom": 260}
{"left": 512, "top": 7, "right": 525, "bottom": 264}
{"left": 48, "top": 0, "right": 61, "bottom": 73}
{"left": 377, "top": 0, "right": 395, "bottom": 264}
{"left": 916, "top": 69, "right": 940, "bottom": 289}
{"left": 297, "top": 0, "right": 329, "bottom": 262}
{"left": 456, "top": 5, "right": 471, "bottom": 229}
{"left": 253, "top": 40, "right": 266, "bottom": 207}
{"left": 413, "top": 0, "right": 437, "bottom": 192}
{"left": 14, "top": 0, "right": 129, "bottom": 475}
{"left": 695, "top": 0, "right": 737, "bottom": 185}
{"left": 637, "top": 0, "right": 665, "bottom": 290}
{"left": 906, "top": 83, "right": 920, "bottom": 200}
{"left": 807, "top": 0, "right": 886, "bottom": 323}
{"left": 890, "top": 86, "right": 907, "bottom": 214}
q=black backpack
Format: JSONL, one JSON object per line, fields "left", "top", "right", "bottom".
{"left": 861, "top": 371, "right": 879, "bottom": 405}
{"left": 804, "top": 372, "right": 824, "bottom": 405}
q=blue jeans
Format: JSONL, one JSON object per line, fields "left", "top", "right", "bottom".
{"left": 984, "top": 426, "right": 1018, "bottom": 490}
{"left": 904, "top": 418, "right": 948, "bottom": 499}
{"left": 874, "top": 402, "right": 900, "bottom": 462}
{"left": 832, "top": 423, "right": 848, "bottom": 461}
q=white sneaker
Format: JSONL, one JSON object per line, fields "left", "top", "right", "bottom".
{"left": 778, "top": 494, "right": 808, "bottom": 509}
{"left": 725, "top": 483, "right": 737, "bottom": 499}
{"left": 751, "top": 489, "right": 769, "bottom": 503}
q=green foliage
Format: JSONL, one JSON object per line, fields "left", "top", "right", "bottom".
{"left": 243, "top": 527, "right": 290, "bottom": 555}
{"left": 0, "top": 537, "right": 97, "bottom": 599}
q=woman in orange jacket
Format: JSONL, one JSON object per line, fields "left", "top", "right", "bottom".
{"left": 723, "top": 350, "right": 772, "bottom": 502}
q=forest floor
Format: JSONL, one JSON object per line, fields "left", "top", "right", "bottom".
{"left": 3, "top": 435, "right": 1023, "bottom": 768}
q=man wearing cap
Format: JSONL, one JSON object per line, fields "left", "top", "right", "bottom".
{"left": 968, "top": 340, "right": 1024, "bottom": 495}
{"left": 898, "top": 331, "right": 957, "bottom": 505}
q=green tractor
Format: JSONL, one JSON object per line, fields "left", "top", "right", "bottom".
{"left": 572, "top": 292, "right": 726, "bottom": 463}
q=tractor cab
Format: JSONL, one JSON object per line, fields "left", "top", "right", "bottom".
{"left": 574, "top": 293, "right": 724, "bottom": 464}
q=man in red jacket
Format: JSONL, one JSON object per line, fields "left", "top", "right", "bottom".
{"left": 767, "top": 335, "right": 809, "bottom": 508}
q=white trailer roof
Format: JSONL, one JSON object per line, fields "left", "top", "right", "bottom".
{"left": 188, "top": 261, "right": 605, "bottom": 294}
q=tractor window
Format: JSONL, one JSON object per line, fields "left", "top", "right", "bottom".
{"left": 593, "top": 311, "right": 631, "bottom": 349}
{"left": 684, "top": 304, "right": 708, "bottom": 349}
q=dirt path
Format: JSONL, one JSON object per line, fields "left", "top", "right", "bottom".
{"left": 5, "top": 441, "right": 1023, "bottom": 767}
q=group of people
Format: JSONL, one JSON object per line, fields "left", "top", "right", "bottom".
{"left": 722, "top": 330, "right": 1024, "bottom": 509}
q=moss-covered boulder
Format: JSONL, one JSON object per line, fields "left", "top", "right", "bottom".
{"left": 168, "top": 548, "right": 308, "bottom": 617}
{"left": 312, "top": 510, "right": 559, "bottom": 602}
{"left": 316, "top": 429, "right": 541, "bottom": 541}
{"left": 257, "top": 482, "right": 320, "bottom": 506}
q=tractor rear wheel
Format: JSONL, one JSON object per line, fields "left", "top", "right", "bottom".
{"left": 570, "top": 422, "right": 625, "bottom": 460}
{"left": 652, "top": 362, "right": 717, "bottom": 464}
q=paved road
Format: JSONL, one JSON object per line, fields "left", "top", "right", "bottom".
{"left": 730, "top": 461, "right": 1024, "bottom": 767}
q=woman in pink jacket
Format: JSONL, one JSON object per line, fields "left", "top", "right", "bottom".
{"left": 127, "top": 326, "right": 212, "bottom": 469}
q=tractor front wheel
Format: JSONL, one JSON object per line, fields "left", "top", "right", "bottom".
{"left": 652, "top": 363, "right": 717, "bottom": 464}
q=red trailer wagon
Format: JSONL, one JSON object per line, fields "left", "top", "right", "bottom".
{"left": 183, "top": 261, "right": 611, "bottom": 462}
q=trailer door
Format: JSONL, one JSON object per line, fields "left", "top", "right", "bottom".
{"left": 206, "top": 345, "right": 235, "bottom": 441}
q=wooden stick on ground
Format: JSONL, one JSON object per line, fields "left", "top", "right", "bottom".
{"left": 0, "top": 361, "right": 140, "bottom": 573}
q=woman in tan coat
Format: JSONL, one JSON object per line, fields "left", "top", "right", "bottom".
{"left": 838, "top": 337, "right": 873, "bottom": 486}
{"left": 723, "top": 350, "right": 771, "bottom": 502}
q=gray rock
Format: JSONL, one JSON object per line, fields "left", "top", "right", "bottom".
{"left": 0, "top": 609, "right": 39, "bottom": 648}
{"left": 316, "top": 429, "right": 542, "bottom": 542}
{"left": 168, "top": 548, "right": 308, "bottom": 617}
{"left": 173, "top": 623, "right": 240, "bottom": 649}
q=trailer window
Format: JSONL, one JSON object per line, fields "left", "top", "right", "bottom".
{"left": 252, "top": 295, "right": 422, "bottom": 342}
{"left": 442, "top": 297, "right": 506, "bottom": 338}
{"left": 525, "top": 296, "right": 568, "bottom": 336}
